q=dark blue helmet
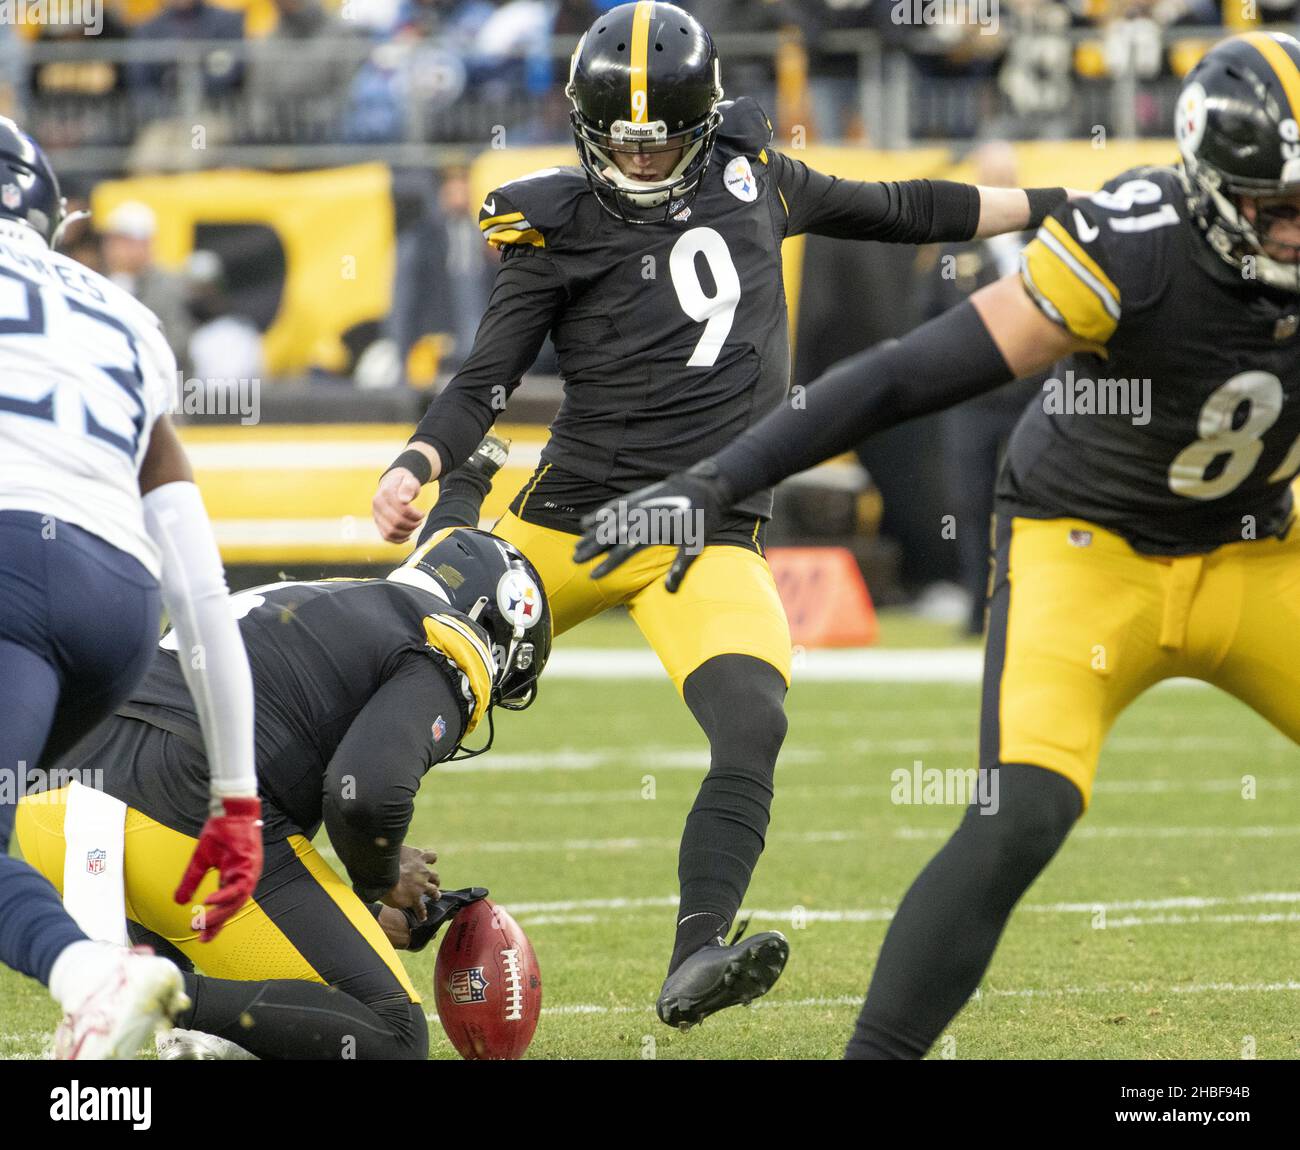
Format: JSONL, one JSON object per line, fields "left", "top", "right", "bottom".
{"left": 0, "top": 118, "right": 65, "bottom": 246}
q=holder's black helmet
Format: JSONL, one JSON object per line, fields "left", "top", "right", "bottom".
{"left": 1177, "top": 32, "right": 1300, "bottom": 292}
{"left": 0, "top": 118, "right": 65, "bottom": 246}
{"left": 389, "top": 527, "right": 551, "bottom": 711}
{"left": 566, "top": 1, "right": 723, "bottom": 224}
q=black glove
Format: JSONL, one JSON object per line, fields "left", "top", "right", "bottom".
{"left": 405, "top": 885, "right": 490, "bottom": 953}
{"left": 573, "top": 460, "right": 734, "bottom": 592}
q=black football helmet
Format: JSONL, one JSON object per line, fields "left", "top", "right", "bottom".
{"left": 0, "top": 118, "right": 68, "bottom": 246}
{"left": 1176, "top": 32, "right": 1300, "bottom": 292}
{"left": 566, "top": 1, "right": 723, "bottom": 223}
{"left": 388, "top": 527, "right": 551, "bottom": 712}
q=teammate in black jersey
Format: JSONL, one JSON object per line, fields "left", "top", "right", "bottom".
{"left": 373, "top": 1, "right": 1070, "bottom": 1028}
{"left": 18, "top": 522, "right": 551, "bottom": 1059}
{"left": 577, "top": 31, "right": 1300, "bottom": 1057}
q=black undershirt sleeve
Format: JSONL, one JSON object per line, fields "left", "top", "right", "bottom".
{"left": 772, "top": 150, "right": 981, "bottom": 243}
{"left": 711, "top": 300, "right": 1015, "bottom": 504}
{"left": 321, "top": 652, "right": 465, "bottom": 902}
{"left": 409, "top": 246, "right": 566, "bottom": 475}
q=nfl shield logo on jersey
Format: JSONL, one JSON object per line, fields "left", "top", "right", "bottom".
{"left": 449, "top": 966, "right": 489, "bottom": 1004}
{"left": 724, "top": 156, "right": 758, "bottom": 203}
{"left": 85, "top": 849, "right": 107, "bottom": 876}
{"left": 1, "top": 183, "right": 20, "bottom": 211}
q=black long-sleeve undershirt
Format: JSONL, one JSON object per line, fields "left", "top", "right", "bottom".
{"left": 710, "top": 300, "right": 1015, "bottom": 505}
{"left": 321, "top": 652, "right": 464, "bottom": 902}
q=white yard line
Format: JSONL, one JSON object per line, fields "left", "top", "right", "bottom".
{"left": 544, "top": 649, "right": 1221, "bottom": 684}
{"left": 423, "top": 979, "right": 1300, "bottom": 1024}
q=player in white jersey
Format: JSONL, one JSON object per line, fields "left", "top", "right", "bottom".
{"left": 0, "top": 119, "right": 263, "bottom": 1058}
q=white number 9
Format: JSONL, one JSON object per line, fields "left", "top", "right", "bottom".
{"left": 668, "top": 227, "right": 742, "bottom": 368}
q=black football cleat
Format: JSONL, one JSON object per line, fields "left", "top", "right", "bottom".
{"left": 656, "top": 923, "right": 790, "bottom": 1030}
{"left": 406, "top": 886, "right": 490, "bottom": 953}
{"left": 463, "top": 433, "right": 511, "bottom": 483}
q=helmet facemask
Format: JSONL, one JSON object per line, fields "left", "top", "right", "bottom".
{"left": 566, "top": 52, "right": 723, "bottom": 224}
{"left": 1184, "top": 158, "right": 1300, "bottom": 293}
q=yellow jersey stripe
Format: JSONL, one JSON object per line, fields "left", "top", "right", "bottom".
{"left": 1020, "top": 243, "right": 1118, "bottom": 346}
{"left": 485, "top": 227, "right": 545, "bottom": 249}
{"left": 629, "top": 1, "right": 654, "bottom": 123}
{"left": 1041, "top": 217, "right": 1120, "bottom": 308}
{"left": 289, "top": 835, "right": 421, "bottom": 1002}
{"left": 479, "top": 210, "right": 525, "bottom": 230}
{"left": 778, "top": 187, "right": 789, "bottom": 216}
{"left": 758, "top": 148, "right": 768, "bottom": 164}
{"left": 423, "top": 615, "right": 493, "bottom": 733}
{"left": 1243, "top": 31, "right": 1300, "bottom": 122}
{"left": 516, "top": 462, "right": 551, "bottom": 516}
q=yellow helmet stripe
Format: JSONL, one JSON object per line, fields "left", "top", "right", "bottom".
{"left": 1242, "top": 31, "right": 1300, "bottom": 122}
{"left": 629, "top": 1, "right": 654, "bottom": 124}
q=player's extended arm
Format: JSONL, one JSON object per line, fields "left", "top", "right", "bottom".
{"left": 321, "top": 653, "right": 464, "bottom": 903}
{"left": 138, "top": 414, "right": 263, "bottom": 940}
{"left": 372, "top": 249, "right": 566, "bottom": 544}
{"left": 772, "top": 151, "right": 1071, "bottom": 243}
{"left": 575, "top": 274, "right": 1091, "bottom": 588}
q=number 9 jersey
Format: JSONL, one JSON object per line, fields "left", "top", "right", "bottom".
{"left": 0, "top": 221, "right": 176, "bottom": 577}
{"left": 1007, "top": 165, "right": 1300, "bottom": 554}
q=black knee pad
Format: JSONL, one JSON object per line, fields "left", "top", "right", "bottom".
{"left": 956, "top": 763, "right": 1082, "bottom": 887}
{"left": 684, "top": 654, "right": 789, "bottom": 771}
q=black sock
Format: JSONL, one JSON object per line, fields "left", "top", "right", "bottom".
{"left": 845, "top": 764, "right": 1081, "bottom": 1059}
{"left": 669, "top": 912, "right": 728, "bottom": 972}
{"left": 669, "top": 654, "right": 788, "bottom": 976}
{"left": 418, "top": 467, "right": 492, "bottom": 543}
{"left": 178, "top": 973, "right": 428, "bottom": 1060}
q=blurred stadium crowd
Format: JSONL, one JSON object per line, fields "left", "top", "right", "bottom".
{"left": 0, "top": 0, "right": 1284, "bottom": 165}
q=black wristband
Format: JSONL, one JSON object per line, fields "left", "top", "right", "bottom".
{"left": 384, "top": 448, "right": 432, "bottom": 486}
{"left": 1025, "top": 187, "right": 1068, "bottom": 230}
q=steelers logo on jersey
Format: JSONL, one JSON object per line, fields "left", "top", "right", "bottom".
{"left": 724, "top": 156, "right": 759, "bottom": 203}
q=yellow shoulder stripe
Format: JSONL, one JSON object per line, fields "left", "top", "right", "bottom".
{"left": 480, "top": 210, "right": 525, "bottom": 230}
{"left": 423, "top": 613, "right": 494, "bottom": 734}
{"left": 486, "top": 227, "right": 546, "bottom": 249}
{"left": 1041, "top": 216, "right": 1120, "bottom": 306}
{"left": 1242, "top": 31, "right": 1300, "bottom": 122}
{"left": 758, "top": 148, "right": 768, "bottom": 165}
{"left": 778, "top": 187, "right": 789, "bottom": 216}
{"left": 1020, "top": 240, "right": 1118, "bottom": 346}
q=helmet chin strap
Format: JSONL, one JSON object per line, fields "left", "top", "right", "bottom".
{"left": 1208, "top": 181, "right": 1300, "bottom": 291}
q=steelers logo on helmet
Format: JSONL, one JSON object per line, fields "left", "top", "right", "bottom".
{"left": 496, "top": 568, "right": 542, "bottom": 631}
{"left": 1175, "top": 81, "right": 1207, "bottom": 159}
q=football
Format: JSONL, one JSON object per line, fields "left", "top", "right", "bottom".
{"left": 434, "top": 899, "right": 542, "bottom": 1060}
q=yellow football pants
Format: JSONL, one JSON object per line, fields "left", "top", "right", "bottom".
{"left": 16, "top": 786, "right": 420, "bottom": 1003}
{"left": 493, "top": 510, "right": 793, "bottom": 690}
{"left": 984, "top": 515, "right": 1300, "bottom": 806}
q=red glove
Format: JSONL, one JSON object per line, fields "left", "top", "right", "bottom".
{"left": 174, "top": 796, "right": 264, "bottom": 942}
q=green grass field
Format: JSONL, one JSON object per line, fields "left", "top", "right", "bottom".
{"left": 3, "top": 610, "right": 1298, "bottom": 1060}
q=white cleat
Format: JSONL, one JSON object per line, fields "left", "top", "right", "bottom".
{"left": 54, "top": 946, "right": 190, "bottom": 1060}
{"left": 156, "top": 1028, "right": 256, "bottom": 1060}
